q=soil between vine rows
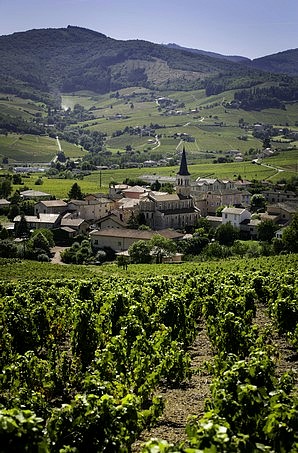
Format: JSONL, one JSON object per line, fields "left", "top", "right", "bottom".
{"left": 132, "top": 304, "right": 298, "bottom": 452}
{"left": 132, "top": 322, "right": 213, "bottom": 451}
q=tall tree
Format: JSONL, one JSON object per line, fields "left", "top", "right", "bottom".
{"left": 15, "top": 213, "right": 29, "bottom": 238}
{"left": 68, "top": 182, "right": 83, "bottom": 200}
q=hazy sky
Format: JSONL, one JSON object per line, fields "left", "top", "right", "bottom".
{"left": 1, "top": 0, "right": 297, "bottom": 59}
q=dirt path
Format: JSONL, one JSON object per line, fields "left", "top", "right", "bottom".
{"left": 254, "top": 302, "right": 298, "bottom": 387}
{"left": 50, "top": 246, "right": 67, "bottom": 265}
{"left": 132, "top": 302, "right": 298, "bottom": 452}
{"left": 132, "top": 322, "right": 213, "bottom": 451}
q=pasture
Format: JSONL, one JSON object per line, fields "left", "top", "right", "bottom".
{"left": 0, "top": 133, "right": 86, "bottom": 163}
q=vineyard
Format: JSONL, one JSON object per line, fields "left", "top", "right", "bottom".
{"left": 0, "top": 254, "right": 297, "bottom": 452}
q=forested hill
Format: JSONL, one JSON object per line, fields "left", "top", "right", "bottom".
{"left": 0, "top": 26, "right": 283, "bottom": 98}
{"left": 0, "top": 25, "right": 297, "bottom": 107}
{"left": 165, "top": 43, "right": 250, "bottom": 63}
{"left": 251, "top": 48, "right": 298, "bottom": 77}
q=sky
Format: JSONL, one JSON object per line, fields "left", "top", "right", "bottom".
{"left": 1, "top": 0, "right": 298, "bottom": 59}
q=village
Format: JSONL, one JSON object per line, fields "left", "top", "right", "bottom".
{"left": 0, "top": 148, "right": 297, "bottom": 264}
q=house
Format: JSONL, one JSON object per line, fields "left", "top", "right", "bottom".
{"left": 109, "top": 184, "right": 131, "bottom": 199}
{"left": 240, "top": 218, "right": 261, "bottom": 240}
{"left": 0, "top": 199, "right": 10, "bottom": 211}
{"left": 20, "top": 189, "right": 51, "bottom": 200}
{"left": 90, "top": 228, "right": 184, "bottom": 252}
{"left": 122, "top": 185, "right": 148, "bottom": 199}
{"left": 94, "top": 212, "right": 128, "bottom": 229}
{"left": 139, "top": 192, "right": 199, "bottom": 230}
{"left": 266, "top": 202, "right": 298, "bottom": 225}
{"left": 195, "top": 190, "right": 251, "bottom": 216}
{"left": 193, "top": 178, "right": 236, "bottom": 193}
{"left": 34, "top": 200, "right": 68, "bottom": 215}
{"left": 60, "top": 215, "right": 89, "bottom": 234}
{"left": 261, "top": 190, "right": 297, "bottom": 204}
{"left": 13, "top": 214, "right": 60, "bottom": 230}
{"left": 67, "top": 197, "right": 114, "bottom": 221}
{"left": 221, "top": 207, "right": 251, "bottom": 228}
{"left": 205, "top": 215, "right": 223, "bottom": 229}
{"left": 52, "top": 226, "right": 77, "bottom": 245}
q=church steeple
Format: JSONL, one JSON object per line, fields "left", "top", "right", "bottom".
{"left": 176, "top": 147, "right": 191, "bottom": 196}
{"left": 177, "top": 147, "right": 190, "bottom": 176}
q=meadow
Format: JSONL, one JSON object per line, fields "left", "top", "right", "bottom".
{"left": 0, "top": 133, "right": 86, "bottom": 163}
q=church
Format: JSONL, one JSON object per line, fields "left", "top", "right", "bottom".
{"left": 138, "top": 148, "right": 200, "bottom": 230}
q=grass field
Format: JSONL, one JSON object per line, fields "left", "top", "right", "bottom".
{"left": 9, "top": 160, "right": 279, "bottom": 199}
{"left": 0, "top": 133, "right": 87, "bottom": 163}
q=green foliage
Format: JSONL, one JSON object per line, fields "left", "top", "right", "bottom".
{"left": 149, "top": 234, "right": 177, "bottom": 264}
{"left": 128, "top": 240, "right": 152, "bottom": 264}
{"left": 68, "top": 182, "right": 83, "bottom": 200}
{"left": 214, "top": 222, "right": 239, "bottom": 246}
{"left": 14, "top": 213, "right": 29, "bottom": 238}
{"left": 251, "top": 193, "right": 266, "bottom": 212}
{"left": 257, "top": 219, "right": 278, "bottom": 242}
{"left": 61, "top": 240, "right": 93, "bottom": 264}
{"left": 282, "top": 212, "right": 298, "bottom": 253}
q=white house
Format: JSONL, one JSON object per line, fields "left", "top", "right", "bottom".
{"left": 221, "top": 207, "right": 251, "bottom": 228}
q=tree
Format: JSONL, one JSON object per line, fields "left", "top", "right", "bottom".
{"left": 215, "top": 222, "right": 239, "bottom": 246}
{"left": 30, "top": 231, "right": 51, "bottom": 255}
{"left": 257, "top": 220, "right": 278, "bottom": 242}
{"left": 128, "top": 240, "right": 151, "bottom": 264}
{"left": 68, "top": 182, "right": 83, "bottom": 200}
{"left": 196, "top": 217, "right": 212, "bottom": 235}
{"left": 8, "top": 204, "right": 20, "bottom": 221}
{"left": 31, "top": 229, "right": 54, "bottom": 247}
{"left": 149, "top": 234, "right": 176, "bottom": 264}
{"left": 282, "top": 213, "right": 298, "bottom": 253}
{"left": 0, "top": 239, "right": 17, "bottom": 258}
{"left": 150, "top": 180, "right": 161, "bottom": 191}
{"left": 250, "top": 194, "right": 266, "bottom": 212}
{"left": 0, "top": 178, "right": 12, "bottom": 198}
{"left": 15, "top": 213, "right": 29, "bottom": 238}
{"left": 178, "top": 236, "right": 209, "bottom": 256}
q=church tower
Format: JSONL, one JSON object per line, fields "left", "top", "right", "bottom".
{"left": 176, "top": 147, "right": 191, "bottom": 197}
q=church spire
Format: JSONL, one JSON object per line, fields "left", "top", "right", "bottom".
{"left": 177, "top": 147, "right": 190, "bottom": 176}
{"left": 176, "top": 147, "right": 191, "bottom": 197}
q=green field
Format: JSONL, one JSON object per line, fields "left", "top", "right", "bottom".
{"left": 0, "top": 94, "right": 46, "bottom": 120}
{"left": 0, "top": 133, "right": 87, "bottom": 163}
{"left": 1, "top": 87, "right": 297, "bottom": 184}
{"left": 9, "top": 160, "right": 279, "bottom": 199}
{"left": 62, "top": 88, "right": 298, "bottom": 162}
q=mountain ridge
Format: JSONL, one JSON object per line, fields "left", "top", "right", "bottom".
{"left": 0, "top": 26, "right": 297, "bottom": 106}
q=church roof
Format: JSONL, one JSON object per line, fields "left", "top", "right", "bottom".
{"left": 177, "top": 148, "right": 190, "bottom": 176}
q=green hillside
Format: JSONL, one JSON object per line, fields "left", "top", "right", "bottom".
{"left": 0, "top": 133, "right": 86, "bottom": 163}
